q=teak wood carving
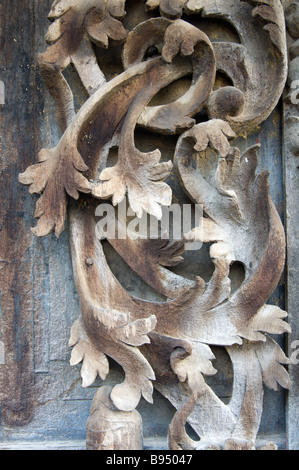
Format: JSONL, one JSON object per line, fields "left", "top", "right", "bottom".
{"left": 19, "top": 0, "right": 291, "bottom": 450}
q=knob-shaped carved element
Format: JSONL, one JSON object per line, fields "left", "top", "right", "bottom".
{"left": 86, "top": 386, "right": 143, "bottom": 450}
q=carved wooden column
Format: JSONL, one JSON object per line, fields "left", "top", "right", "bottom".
{"left": 19, "top": 0, "right": 292, "bottom": 450}
{"left": 284, "top": 0, "right": 299, "bottom": 451}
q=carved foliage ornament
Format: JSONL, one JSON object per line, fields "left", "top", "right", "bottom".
{"left": 19, "top": 0, "right": 291, "bottom": 450}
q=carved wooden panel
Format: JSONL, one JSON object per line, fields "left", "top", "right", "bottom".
{"left": 0, "top": 0, "right": 296, "bottom": 450}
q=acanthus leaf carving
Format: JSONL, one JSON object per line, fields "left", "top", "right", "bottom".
{"left": 92, "top": 131, "right": 173, "bottom": 218}
{"left": 245, "top": 0, "right": 286, "bottom": 49}
{"left": 18, "top": 144, "right": 91, "bottom": 237}
{"left": 170, "top": 342, "right": 217, "bottom": 390}
{"left": 254, "top": 336, "right": 292, "bottom": 392}
{"left": 39, "top": 0, "right": 127, "bottom": 130}
{"left": 176, "top": 131, "right": 290, "bottom": 343}
{"left": 185, "top": 0, "right": 287, "bottom": 134}
{"left": 46, "top": 0, "right": 127, "bottom": 57}
{"left": 20, "top": 16, "right": 216, "bottom": 234}
{"left": 69, "top": 317, "right": 110, "bottom": 387}
{"left": 182, "top": 119, "right": 237, "bottom": 157}
{"left": 19, "top": 0, "right": 291, "bottom": 451}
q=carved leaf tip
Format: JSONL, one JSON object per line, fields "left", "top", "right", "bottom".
{"left": 171, "top": 343, "right": 217, "bottom": 394}
{"left": 244, "top": 0, "right": 285, "bottom": 49}
{"left": 44, "top": 0, "right": 129, "bottom": 79}
{"left": 85, "top": 6, "right": 128, "bottom": 49}
{"left": 92, "top": 153, "right": 173, "bottom": 220}
{"left": 48, "top": 0, "right": 73, "bottom": 19}
{"left": 69, "top": 318, "right": 110, "bottom": 387}
{"left": 256, "top": 337, "right": 292, "bottom": 391}
{"left": 145, "top": 0, "right": 187, "bottom": 19}
{"left": 19, "top": 146, "right": 91, "bottom": 238}
{"left": 245, "top": 305, "right": 291, "bottom": 342}
{"left": 186, "top": 119, "right": 236, "bottom": 158}
{"left": 71, "top": 307, "right": 158, "bottom": 409}
{"left": 162, "top": 19, "right": 212, "bottom": 63}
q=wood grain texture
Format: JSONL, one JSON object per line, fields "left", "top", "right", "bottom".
{"left": 0, "top": 0, "right": 39, "bottom": 426}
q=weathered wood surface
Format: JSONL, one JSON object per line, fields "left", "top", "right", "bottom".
{"left": 0, "top": 0, "right": 296, "bottom": 450}
{"left": 0, "top": 0, "right": 38, "bottom": 427}
{"left": 0, "top": 0, "right": 85, "bottom": 435}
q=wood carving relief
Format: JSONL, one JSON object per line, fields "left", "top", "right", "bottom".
{"left": 19, "top": 0, "right": 291, "bottom": 450}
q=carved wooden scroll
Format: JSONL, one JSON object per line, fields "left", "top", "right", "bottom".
{"left": 19, "top": 0, "right": 291, "bottom": 450}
